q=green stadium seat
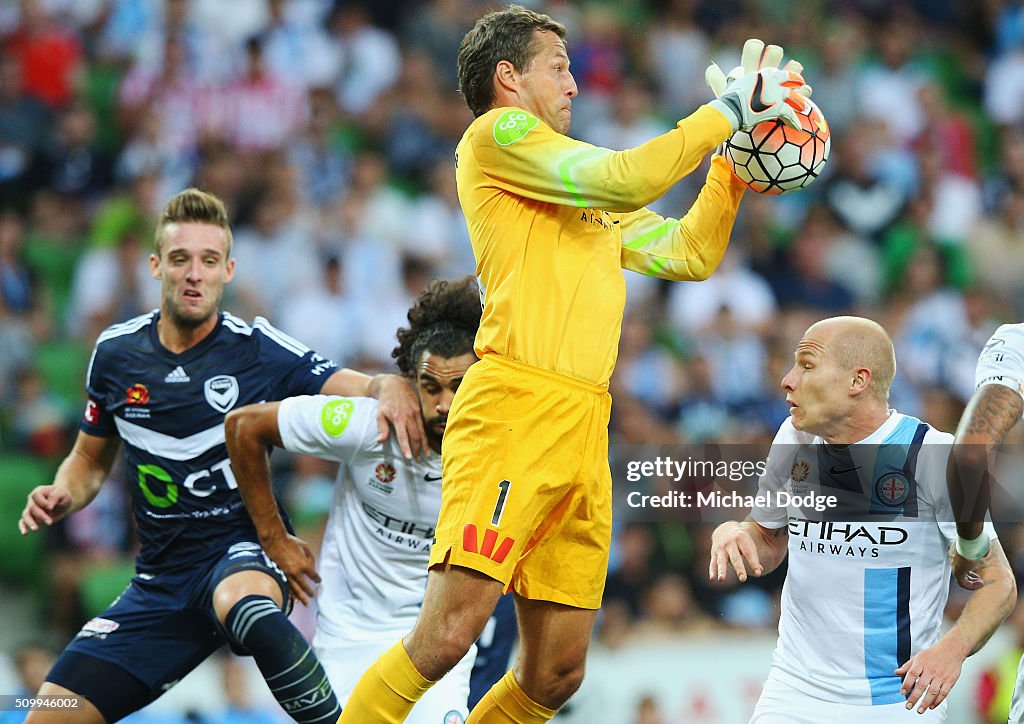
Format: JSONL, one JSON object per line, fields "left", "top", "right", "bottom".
{"left": 0, "top": 455, "right": 54, "bottom": 583}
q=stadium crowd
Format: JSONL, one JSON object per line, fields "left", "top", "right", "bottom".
{"left": 4, "top": 0, "right": 1024, "bottom": 720}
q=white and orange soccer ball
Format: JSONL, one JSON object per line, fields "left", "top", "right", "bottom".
{"left": 724, "top": 97, "right": 831, "bottom": 195}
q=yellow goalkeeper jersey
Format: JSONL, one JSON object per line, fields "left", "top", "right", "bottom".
{"left": 455, "top": 104, "right": 745, "bottom": 387}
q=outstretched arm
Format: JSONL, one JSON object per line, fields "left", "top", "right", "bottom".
{"left": 896, "top": 540, "right": 1016, "bottom": 714}
{"left": 709, "top": 519, "right": 788, "bottom": 582}
{"left": 224, "top": 402, "right": 320, "bottom": 606}
{"left": 19, "top": 431, "right": 119, "bottom": 535}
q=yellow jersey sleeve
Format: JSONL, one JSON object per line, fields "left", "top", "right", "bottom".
{"left": 471, "top": 105, "right": 733, "bottom": 212}
{"left": 619, "top": 156, "right": 746, "bottom": 281}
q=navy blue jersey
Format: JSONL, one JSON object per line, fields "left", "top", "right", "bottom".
{"left": 80, "top": 311, "right": 337, "bottom": 572}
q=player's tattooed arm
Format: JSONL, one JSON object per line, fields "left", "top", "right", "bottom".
{"left": 947, "top": 384, "right": 1023, "bottom": 540}
{"left": 709, "top": 519, "right": 788, "bottom": 583}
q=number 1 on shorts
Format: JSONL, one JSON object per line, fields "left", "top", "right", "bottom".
{"left": 492, "top": 479, "right": 511, "bottom": 526}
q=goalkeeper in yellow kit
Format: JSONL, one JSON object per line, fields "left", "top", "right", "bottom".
{"left": 340, "top": 6, "right": 809, "bottom": 723}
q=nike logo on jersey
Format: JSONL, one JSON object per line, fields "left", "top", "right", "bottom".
{"left": 750, "top": 73, "right": 771, "bottom": 113}
{"left": 164, "top": 366, "right": 191, "bottom": 383}
{"left": 828, "top": 465, "right": 861, "bottom": 475}
{"left": 424, "top": 473, "right": 443, "bottom": 482}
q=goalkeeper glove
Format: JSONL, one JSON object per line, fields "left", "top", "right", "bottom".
{"left": 706, "top": 38, "right": 812, "bottom": 133}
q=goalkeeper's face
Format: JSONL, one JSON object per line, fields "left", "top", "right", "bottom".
{"left": 415, "top": 351, "right": 477, "bottom": 454}
{"left": 150, "top": 222, "right": 235, "bottom": 330}
{"left": 515, "top": 30, "right": 577, "bottom": 134}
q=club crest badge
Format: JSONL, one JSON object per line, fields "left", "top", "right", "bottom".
{"left": 204, "top": 375, "right": 239, "bottom": 413}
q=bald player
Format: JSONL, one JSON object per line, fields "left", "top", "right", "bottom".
{"left": 711, "top": 316, "right": 1015, "bottom": 722}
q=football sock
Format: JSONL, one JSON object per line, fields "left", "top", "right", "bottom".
{"left": 338, "top": 640, "right": 433, "bottom": 723}
{"left": 224, "top": 595, "right": 340, "bottom": 723}
{"left": 467, "top": 670, "right": 558, "bottom": 723}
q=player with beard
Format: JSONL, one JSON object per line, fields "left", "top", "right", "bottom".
{"left": 18, "top": 188, "right": 424, "bottom": 723}
{"left": 225, "top": 276, "right": 512, "bottom": 722}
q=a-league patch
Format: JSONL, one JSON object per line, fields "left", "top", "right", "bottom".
{"left": 874, "top": 471, "right": 911, "bottom": 507}
{"left": 321, "top": 398, "right": 355, "bottom": 437}
{"left": 493, "top": 109, "right": 539, "bottom": 146}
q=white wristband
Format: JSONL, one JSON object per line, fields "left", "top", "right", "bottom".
{"left": 955, "top": 533, "right": 991, "bottom": 560}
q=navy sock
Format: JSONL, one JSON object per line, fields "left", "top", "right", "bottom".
{"left": 224, "top": 595, "right": 340, "bottom": 723}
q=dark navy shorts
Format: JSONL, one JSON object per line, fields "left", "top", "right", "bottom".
{"left": 47, "top": 540, "right": 289, "bottom": 720}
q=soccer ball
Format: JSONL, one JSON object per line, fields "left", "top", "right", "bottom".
{"left": 724, "top": 98, "right": 831, "bottom": 195}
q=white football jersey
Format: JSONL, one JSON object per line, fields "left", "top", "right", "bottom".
{"left": 751, "top": 411, "right": 996, "bottom": 706}
{"left": 975, "top": 323, "right": 1024, "bottom": 404}
{"left": 278, "top": 395, "right": 444, "bottom": 640}
{"left": 974, "top": 324, "right": 1024, "bottom": 723}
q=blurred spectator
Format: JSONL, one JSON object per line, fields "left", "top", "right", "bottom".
{"left": 984, "top": 28, "right": 1024, "bottom": 128}
{"left": 892, "top": 244, "right": 969, "bottom": 392}
{"left": 914, "top": 80, "right": 979, "bottom": 180}
{"left": 774, "top": 221, "right": 855, "bottom": 313}
{"left": 287, "top": 89, "right": 351, "bottom": 211}
{"left": 406, "top": 157, "right": 474, "bottom": 276}
{"left": 230, "top": 187, "right": 318, "bottom": 319}
{"left": 667, "top": 252, "right": 776, "bottom": 334}
{"left": 216, "top": 36, "right": 309, "bottom": 154}
{"left": 117, "top": 33, "right": 207, "bottom": 160}
{"left": 365, "top": 48, "right": 450, "bottom": 184}
{"left": 822, "top": 127, "right": 909, "bottom": 243}
{"left": 261, "top": 0, "right": 339, "bottom": 90}
{"left": 400, "top": 0, "right": 471, "bottom": 77}
{"left": 805, "top": 23, "right": 864, "bottom": 135}
{"left": 4, "top": 0, "right": 82, "bottom": 110}
{"left": 0, "top": 51, "right": 51, "bottom": 209}
{"left": 29, "top": 102, "right": 113, "bottom": 203}
{"left": 279, "top": 254, "right": 358, "bottom": 369}
{"left": 970, "top": 186, "right": 1024, "bottom": 309}
{"left": 22, "top": 190, "right": 85, "bottom": 326}
{"left": 647, "top": 0, "right": 710, "bottom": 118}
{"left": 68, "top": 187, "right": 158, "bottom": 341}
{"left": 10, "top": 367, "right": 73, "bottom": 457}
{"left": 329, "top": 2, "right": 401, "bottom": 117}
{"left": 855, "top": 17, "right": 932, "bottom": 146}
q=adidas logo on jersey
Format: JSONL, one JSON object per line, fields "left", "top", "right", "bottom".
{"left": 164, "top": 366, "right": 191, "bottom": 383}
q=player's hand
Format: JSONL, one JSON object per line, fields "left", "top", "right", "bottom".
{"left": 895, "top": 631, "right": 968, "bottom": 714}
{"left": 709, "top": 521, "right": 763, "bottom": 583}
{"left": 706, "top": 38, "right": 810, "bottom": 132}
{"left": 706, "top": 39, "right": 812, "bottom": 100}
{"left": 371, "top": 374, "right": 426, "bottom": 460}
{"left": 951, "top": 549, "right": 985, "bottom": 591}
{"left": 262, "top": 534, "right": 321, "bottom": 607}
{"left": 18, "top": 485, "right": 72, "bottom": 535}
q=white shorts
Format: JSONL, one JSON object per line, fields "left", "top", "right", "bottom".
{"left": 315, "top": 631, "right": 477, "bottom": 724}
{"left": 752, "top": 671, "right": 947, "bottom": 723}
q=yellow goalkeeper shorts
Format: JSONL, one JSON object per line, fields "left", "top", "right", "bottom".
{"left": 428, "top": 353, "right": 612, "bottom": 609}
